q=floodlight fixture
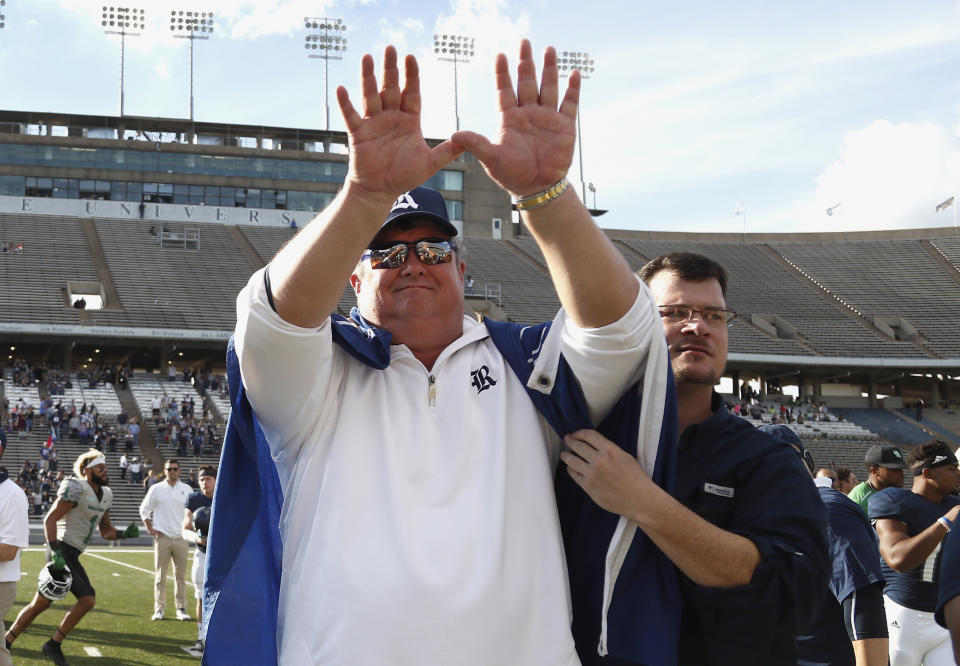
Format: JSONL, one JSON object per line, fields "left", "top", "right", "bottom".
{"left": 304, "top": 16, "right": 347, "bottom": 131}
{"left": 102, "top": 5, "right": 146, "bottom": 116}
{"left": 826, "top": 202, "right": 842, "bottom": 216}
{"left": 170, "top": 9, "right": 215, "bottom": 121}
{"left": 433, "top": 33, "right": 474, "bottom": 131}
{"left": 557, "top": 49, "right": 597, "bottom": 205}
{"left": 0, "top": 0, "right": 6, "bottom": 30}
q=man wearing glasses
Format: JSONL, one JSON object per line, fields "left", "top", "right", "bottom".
{"left": 561, "top": 252, "right": 830, "bottom": 665}
{"left": 139, "top": 458, "right": 192, "bottom": 622}
{"left": 218, "top": 41, "right": 676, "bottom": 665}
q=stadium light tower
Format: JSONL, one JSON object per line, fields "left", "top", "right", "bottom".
{"left": 433, "top": 33, "right": 474, "bottom": 131}
{"left": 304, "top": 17, "right": 347, "bottom": 132}
{"left": 170, "top": 10, "right": 215, "bottom": 121}
{"left": 557, "top": 50, "right": 596, "bottom": 206}
{"left": 102, "top": 5, "right": 146, "bottom": 116}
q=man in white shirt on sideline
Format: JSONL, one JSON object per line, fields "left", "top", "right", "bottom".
{"left": 139, "top": 458, "right": 192, "bottom": 621}
{"left": 0, "top": 468, "right": 28, "bottom": 666}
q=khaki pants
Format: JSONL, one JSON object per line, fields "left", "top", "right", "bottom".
{"left": 0, "top": 580, "right": 17, "bottom": 666}
{"left": 154, "top": 533, "right": 189, "bottom": 615}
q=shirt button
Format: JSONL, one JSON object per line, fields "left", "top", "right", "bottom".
{"left": 537, "top": 375, "right": 551, "bottom": 388}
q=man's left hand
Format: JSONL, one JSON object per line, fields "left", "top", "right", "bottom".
{"left": 452, "top": 40, "right": 578, "bottom": 199}
{"left": 560, "top": 430, "right": 652, "bottom": 521}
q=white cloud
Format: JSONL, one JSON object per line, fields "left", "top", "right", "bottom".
{"left": 787, "top": 120, "right": 960, "bottom": 231}
{"left": 377, "top": 17, "right": 425, "bottom": 54}
{"left": 154, "top": 61, "right": 170, "bottom": 80}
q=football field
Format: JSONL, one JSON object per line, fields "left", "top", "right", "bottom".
{"left": 5, "top": 548, "right": 203, "bottom": 665}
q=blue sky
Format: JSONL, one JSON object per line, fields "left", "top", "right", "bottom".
{"left": 2, "top": 0, "right": 960, "bottom": 234}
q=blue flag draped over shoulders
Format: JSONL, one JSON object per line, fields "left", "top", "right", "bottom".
{"left": 203, "top": 315, "right": 680, "bottom": 666}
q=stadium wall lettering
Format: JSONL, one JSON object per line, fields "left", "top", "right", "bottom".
{"left": 0, "top": 194, "right": 301, "bottom": 228}
{"left": 0, "top": 321, "right": 231, "bottom": 341}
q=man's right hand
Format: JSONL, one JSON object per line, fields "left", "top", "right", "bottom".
{"left": 336, "top": 46, "right": 462, "bottom": 202}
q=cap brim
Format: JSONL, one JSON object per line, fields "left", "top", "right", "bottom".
{"left": 375, "top": 211, "right": 458, "bottom": 239}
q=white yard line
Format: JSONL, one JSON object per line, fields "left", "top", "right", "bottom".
{"left": 83, "top": 646, "right": 103, "bottom": 656}
{"left": 24, "top": 547, "right": 151, "bottom": 554}
{"left": 79, "top": 552, "right": 197, "bottom": 589}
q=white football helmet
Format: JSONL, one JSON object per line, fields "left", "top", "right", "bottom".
{"left": 38, "top": 562, "right": 72, "bottom": 601}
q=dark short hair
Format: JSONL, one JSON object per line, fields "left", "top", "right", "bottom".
{"left": 638, "top": 252, "right": 728, "bottom": 297}
{"left": 908, "top": 439, "right": 956, "bottom": 469}
{"left": 199, "top": 466, "right": 217, "bottom": 479}
{"left": 835, "top": 467, "right": 853, "bottom": 484}
{"left": 164, "top": 458, "right": 180, "bottom": 468}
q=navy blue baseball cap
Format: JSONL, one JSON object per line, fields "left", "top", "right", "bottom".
{"left": 377, "top": 187, "right": 458, "bottom": 238}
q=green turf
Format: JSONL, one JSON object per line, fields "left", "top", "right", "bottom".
{"left": 4, "top": 548, "right": 203, "bottom": 665}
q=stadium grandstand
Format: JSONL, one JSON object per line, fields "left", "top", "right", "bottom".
{"left": 1, "top": 109, "right": 959, "bottom": 530}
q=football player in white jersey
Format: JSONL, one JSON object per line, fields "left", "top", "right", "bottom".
{"left": 4, "top": 450, "right": 139, "bottom": 666}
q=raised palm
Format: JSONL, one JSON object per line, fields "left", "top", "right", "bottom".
{"left": 337, "top": 47, "right": 462, "bottom": 198}
{"left": 454, "top": 40, "right": 579, "bottom": 198}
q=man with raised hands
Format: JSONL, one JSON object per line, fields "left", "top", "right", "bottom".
{"left": 207, "top": 41, "right": 677, "bottom": 666}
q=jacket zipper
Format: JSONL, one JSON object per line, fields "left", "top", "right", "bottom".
{"left": 428, "top": 374, "right": 437, "bottom": 407}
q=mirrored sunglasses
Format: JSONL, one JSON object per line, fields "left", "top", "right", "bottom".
{"left": 362, "top": 239, "right": 457, "bottom": 270}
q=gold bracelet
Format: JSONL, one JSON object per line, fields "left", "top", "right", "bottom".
{"left": 514, "top": 178, "right": 570, "bottom": 211}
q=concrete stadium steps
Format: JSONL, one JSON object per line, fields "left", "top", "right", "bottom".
{"left": 617, "top": 238, "right": 926, "bottom": 358}
{"left": 237, "top": 224, "right": 358, "bottom": 316}
{"left": 237, "top": 224, "right": 297, "bottom": 264}
{"left": 771, "top": 238, "right": 960, "bottom": 358}
{"left": 127, "top": 373, "right": 223, "bottom": 473}
{"left": 89, "top": 217, "right": 257, "bottom": 331}
{"left": 1, "top": 428, "right": 146, "bottom": 526}
{"left": 923, "top": 408, "right": 960, "bottom": 446}
{"left": 896, "top": 408, "right": 960, "bottom": 444}
{"left": 0, "top": 213, "right": 98, "bottom": 324}
{"left": 48, "top": 374, "right": 122, "bottom": 417}
{"left": 472, "top": 238, "right": 560, "bottom": 324}
{"left": 831, "top": 407, "right": 932, "bottom": 446}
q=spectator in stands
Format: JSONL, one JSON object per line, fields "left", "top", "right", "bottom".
{"left": 128, "top": 458, "right": 142, "bottom": 486}
{"left": 465, "top": 274, "right": 475, "bottom": 295}
{"left": 561, "top": 252, "right": 830, "bottom": 664}
{"left": 128, "top": 418, "right": 140, "bottom": 448}
{"left": 116, "top": 409, "right": 128, "bottom": 434}
{"left": 848, "top": 445, "right": 907, "bottom": 514}
{"left": 167, "top": 365, "right": 177, "bottom": 382}
{"left": 836, "top": 467, "right": 858, "bottom": 495}
{"left": 916, "top": 399, "right": 924, "bottom": 422}
{"left": 119, "top": 454, "right": 128, "bottom": 481}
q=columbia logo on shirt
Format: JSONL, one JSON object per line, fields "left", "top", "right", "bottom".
{"left": 704, "top": 483, "right": 735, "bottom": 498}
